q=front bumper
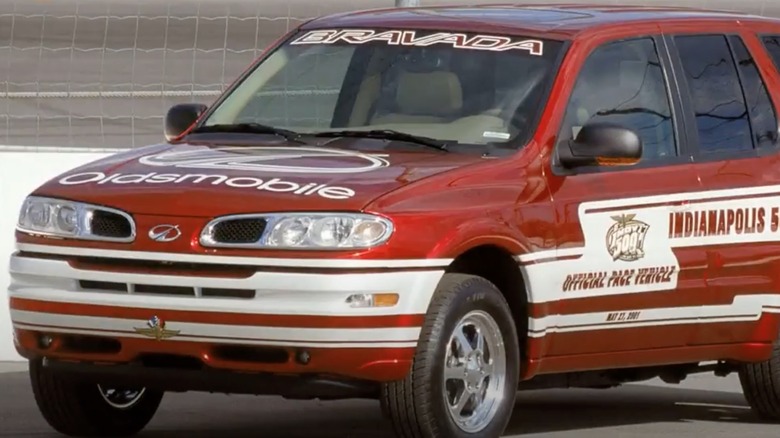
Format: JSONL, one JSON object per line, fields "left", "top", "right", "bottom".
{"left": 8, "top": 245, "right": 448, "bottom": 382}
{"left": 36, "top": 357, "right": 382, "bottom": 399}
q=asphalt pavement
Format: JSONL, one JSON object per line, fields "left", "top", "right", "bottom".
{"left": 2, "top": 361, "right": 779, "bottom": 438}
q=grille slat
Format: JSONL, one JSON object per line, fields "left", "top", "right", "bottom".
{"left": 135, "top": 284, "right": 194, "bottom": 296}
{"left": 79, "top": 280, "right": 127, "bottom": 292}
{"left": 78, "top": 280, "right": 255, "bottom": 299}
{"left": 202, "top": 288, "right": 256, "bottom": 299}
{"left": 211, "top": 218, "right": 267, "bottom": 244}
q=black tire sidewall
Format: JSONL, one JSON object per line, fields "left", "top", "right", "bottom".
{"left": 737, "top": 340, "right": 780, "bottom": 421}
{"left": 29, "top": 359, "right": 164, "bottom": 436}
{"left": 421, "top": 274, "right": 520, "bottom": 438}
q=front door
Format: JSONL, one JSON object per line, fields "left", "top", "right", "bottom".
{"left": 534, "top": 33, "right": 708, "bottom": 366}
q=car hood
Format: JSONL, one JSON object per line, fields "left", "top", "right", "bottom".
{"left": 34, "top": 141, "right": 486, "bottom": 217}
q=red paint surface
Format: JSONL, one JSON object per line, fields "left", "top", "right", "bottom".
{"left": 13, "top": 329, "right": 415, "bottom": 382}
{"left": 10, "top": 298, "right": 425, "bottom": 329}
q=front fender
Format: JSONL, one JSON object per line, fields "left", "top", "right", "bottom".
{"left": 426, "top": 217, "right": 529, "bottom": 260}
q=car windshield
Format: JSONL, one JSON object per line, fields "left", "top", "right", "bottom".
{"left": 199, "top": 28, "right": 564, "bottom": 150}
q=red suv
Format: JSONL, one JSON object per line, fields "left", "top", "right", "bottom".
{"left": 10, "top": 4, "right": 780, "bottom": 438}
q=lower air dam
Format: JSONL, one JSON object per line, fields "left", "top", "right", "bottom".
{"left": 56, "top": 171, "right": 356, "bottom": 200}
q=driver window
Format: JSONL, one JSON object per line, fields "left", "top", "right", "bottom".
{"left": 558, "top": 37, "right": 677, "bottom": 163}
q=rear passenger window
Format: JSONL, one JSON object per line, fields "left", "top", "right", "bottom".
{"left": 558, "top": 37, "right": 676, "bottom": 162}
{"left": 675, "top": 35, "right": 752, "bottom": 154}
{"left": 761, "top": 36, "right": 780, "bottom": 71}
{"left": 730, "top": 36, "right": 778, "bottom": 149}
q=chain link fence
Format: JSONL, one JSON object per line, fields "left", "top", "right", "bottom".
{"left": 1, "top": 0, "right": 779, "bottom": 150}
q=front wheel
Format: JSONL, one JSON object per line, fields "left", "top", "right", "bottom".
{"left": 29, "top": 359, "right": 164, "bottom": 437}
{"left": 381, "top": 273, "right": 520, "bottom": 438}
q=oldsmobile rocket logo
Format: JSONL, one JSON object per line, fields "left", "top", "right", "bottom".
{"left": 606, "top": 214, "right": 649, "bottom": 262}
{"left": 138, "top": 146, "right": 390, "bottom": 174}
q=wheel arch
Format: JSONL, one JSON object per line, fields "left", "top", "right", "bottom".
{"left": 444, "top": 244, "right": 531, "bottom": 364}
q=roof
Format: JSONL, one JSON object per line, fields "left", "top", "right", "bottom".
{"left": 303, "top": 3, "right": 772, "bottom": 39}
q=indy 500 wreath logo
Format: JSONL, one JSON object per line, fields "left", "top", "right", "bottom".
{"left": 606, "top": 214, "right": 649, "bottom": 262}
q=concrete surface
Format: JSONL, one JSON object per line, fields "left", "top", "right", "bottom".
{"left": 1, "top": 369, "right": 778, "bottom": 437}
{"left": 0, "top": 361, "right": 27, "bottom": 373}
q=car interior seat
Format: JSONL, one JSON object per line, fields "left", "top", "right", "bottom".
{"left": 369, "top": 70, "right": 464, "bottom": 125}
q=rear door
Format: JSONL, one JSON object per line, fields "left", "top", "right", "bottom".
{"left": 663, "top": 30, "right": 780, "bottom": 347}
{"left": 538, "top": 31, "right": 708, "bottom": 363}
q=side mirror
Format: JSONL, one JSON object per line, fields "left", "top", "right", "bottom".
{"left": 164, "top": 103, "right": 208, "bottom": 141}
{"left": 558, "top": 122, "right": 642, "bottom": 169}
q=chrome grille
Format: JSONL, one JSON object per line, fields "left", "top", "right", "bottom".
{"left": 210, "top": 217, "right": 267, "bottom": 244}
{"left": 90, "top": 210, "right": 133, "bottom": 239}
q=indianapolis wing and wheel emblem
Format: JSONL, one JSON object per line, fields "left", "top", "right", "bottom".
{"left": 134, "top": 316, "right": 180, "bottom": 341}
{"left": 138, "top": 146, "right": 391, "bottom": 174}
{"left": 148, "top": 224, "right": 182, "bottom": 242}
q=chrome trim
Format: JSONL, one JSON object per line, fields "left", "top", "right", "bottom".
{"left": 199, "top": 212, "right": 394, "bottom": 250}
{"left": 200, "top": 213, "right": 270, "bottom": 248}
{"left": 16, "top": 196, "right": 136, "bottom": 243}
{"left": 97, "top": 385, "right": 147, "bottom": 410}
{"left": 444, "top": 309, "right": 507, "bottom": 433}
{"left": 148, "top": 224, "right": 182, "bottom": 243}
{"left": 85, "top": 206, "right": 137, "bottom": 243}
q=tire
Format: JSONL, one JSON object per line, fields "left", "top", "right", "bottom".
{"left": 380, "top": 273, "right": 520, "bottom": 438}
{"left": 738, "top": 338, "right": 780, "bottom": 422}
{"left": 29, "top": 359, "right": 164, "bottom": 437}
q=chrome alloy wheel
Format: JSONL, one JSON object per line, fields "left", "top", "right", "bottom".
{"left": 97, "top": 385, "right": 147, "bottom": 409}
{"left": 443, "top": 309, "right": 507, "bottom": 433}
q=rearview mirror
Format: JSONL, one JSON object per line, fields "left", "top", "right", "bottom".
{"left": 164, "top": 103, "right": 208, "bottom": 141}
{"left": 558, "top": 122, "right": 642, "bottom": 169}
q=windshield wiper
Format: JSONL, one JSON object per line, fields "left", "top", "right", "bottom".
{"left": 311, "top": 129, "right": 449, "bottom": 152}
{"left": 189, "top": 123, "right": 305, "bottom": 144}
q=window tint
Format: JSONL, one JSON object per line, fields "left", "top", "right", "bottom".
{"left": 675, "top": 35, "right": 752, "bottom": 153}
{"left": 761, "top": 35, "right": 780, "bottom": 72}
{"left": 730, "top": 36, "right": 778, "bottom": 148}
{"left": 559, "top": 37, "right": 676, "bottom": 162}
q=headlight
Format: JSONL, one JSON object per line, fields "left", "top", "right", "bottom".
{"left": 200, "top": 213, "right": 394, "bottom": 249}
{"left": 16, "top": 196, "right": 135, "bottom": 242}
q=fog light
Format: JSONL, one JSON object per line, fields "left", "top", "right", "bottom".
{"left": 346, "top": 293, "right": 399, "bottom": 308}
{"left": 296, "top": 350, "right": 311, "bottom": 365}
{"left": 38, "top": 334, "right": 54, "bottom": 349}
